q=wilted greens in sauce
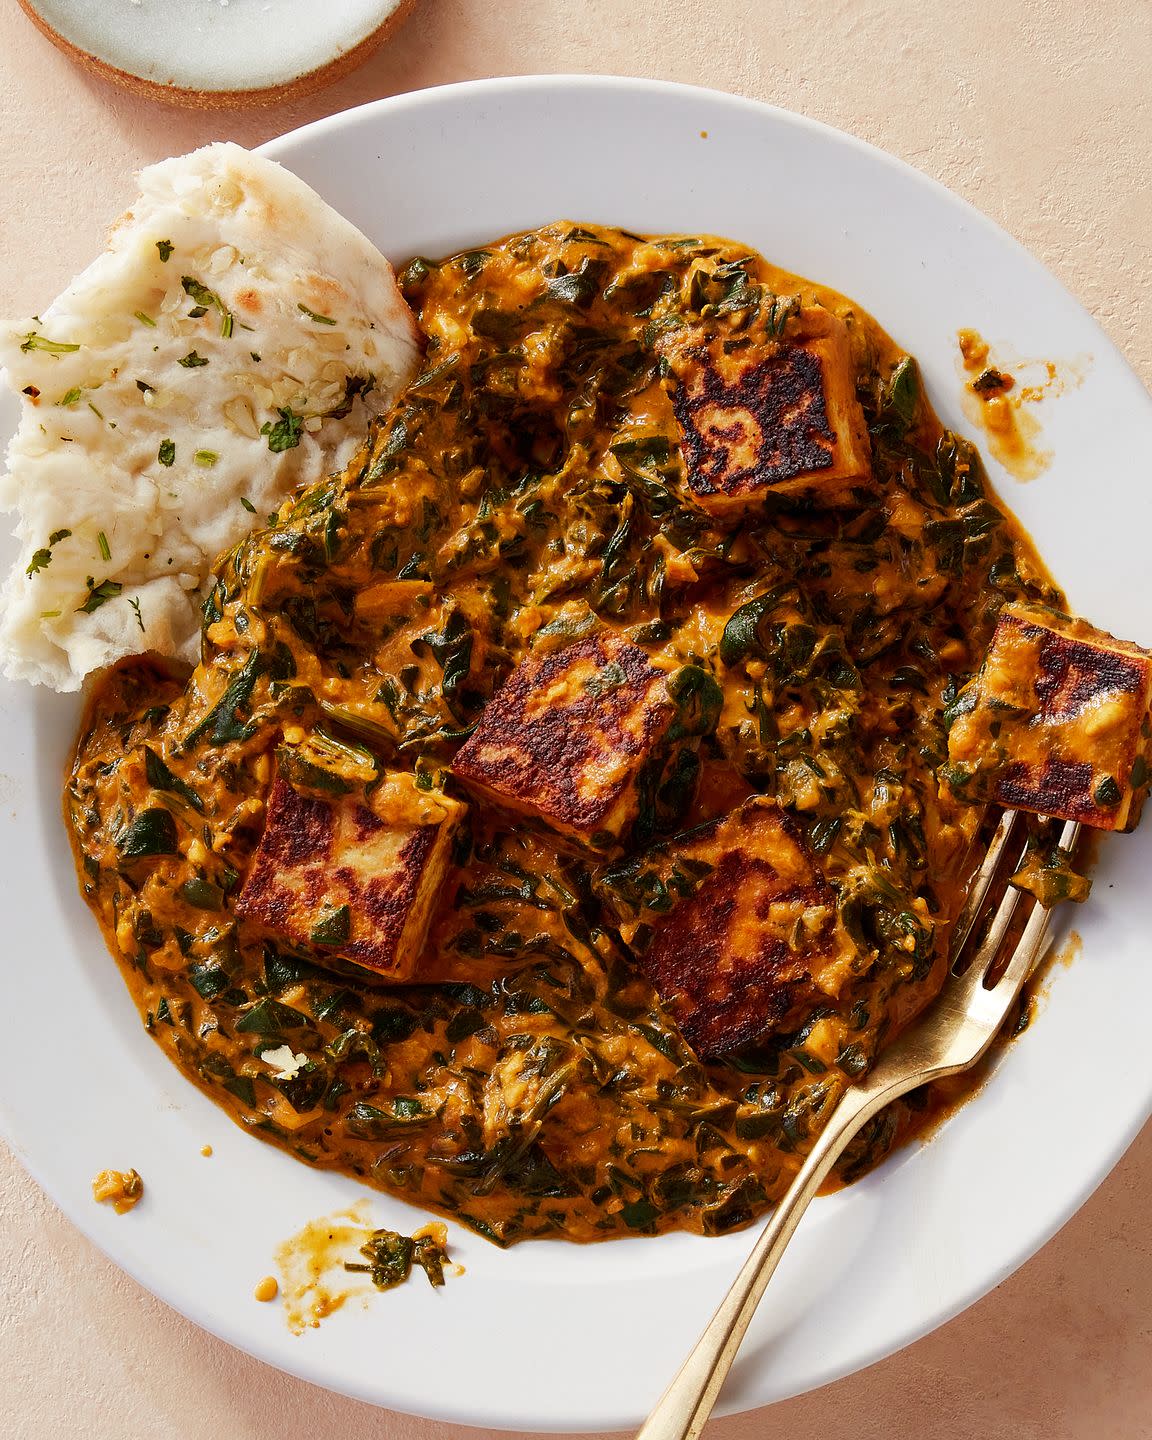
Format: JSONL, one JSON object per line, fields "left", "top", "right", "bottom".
{"left": 67, "top": 224, "right": 1062, "bottom": 1245}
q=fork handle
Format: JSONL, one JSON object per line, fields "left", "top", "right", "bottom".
{"left": 636, "top": 1079, "right": 905, "bottom": 1440}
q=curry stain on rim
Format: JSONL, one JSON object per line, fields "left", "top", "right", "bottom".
{"left": 956, "top": 328, "right": 1087, "bottom": 483}
{"left": 274, "top": 1199, "right": 377, "bottom": 1334}
{"left": 274, "top": 1202, "right": 460, "bottom": 1331}
{"left": 16, "top": 0, "right": 421, "bottom": 110}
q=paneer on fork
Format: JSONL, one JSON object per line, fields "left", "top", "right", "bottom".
{"left": 946, "top": 602, "right": 1152, "bottom": 831}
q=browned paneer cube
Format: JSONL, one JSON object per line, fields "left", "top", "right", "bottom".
{"left": 451, "top": 633, "right": 675, "bottom": 847}
{"left": 630, "top": 797, "right": 857, "bottom": 1060}
{"left": 658, "top": 304, "right": 871, "bottom": 515}
{"left": 946, "top": 603, "right": 1152, "bottom": 831}
{"left": 236, "top": 770, "right": 465, "bottom": 978}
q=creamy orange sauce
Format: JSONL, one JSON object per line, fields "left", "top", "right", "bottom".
{"left": 92, "top": 1168, "right": 144, "bottom": 1214}
{"left": 66, "top": 227, "right": 1071, "bottom": 1247}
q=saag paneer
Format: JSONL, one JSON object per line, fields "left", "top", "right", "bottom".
{"left": 67, "top": 224, "right": 1063, "bottom": 1245}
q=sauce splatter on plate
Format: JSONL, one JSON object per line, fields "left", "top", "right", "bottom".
{"left": 957, "top": 328, "right": 1087, "bottom": 481}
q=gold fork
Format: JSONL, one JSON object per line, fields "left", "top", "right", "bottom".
{"left": 637, "top": 809, "right": 1080, "bottom": 1440}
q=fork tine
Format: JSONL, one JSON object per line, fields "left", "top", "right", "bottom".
{"left": 990, "top": 818, "right": 1082, "bottom": 995}
{"left": 949, "top": 808, "right": 1021, "bottom": 966}
{"left": 957, "top": 862, "right": 1025, "bottom": 989}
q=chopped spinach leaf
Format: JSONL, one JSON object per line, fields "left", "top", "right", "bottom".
{"left": 118, "top": 807, "right": 178, "bottom": 859}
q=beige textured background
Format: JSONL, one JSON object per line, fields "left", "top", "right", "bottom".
{"left": 1, "top": 2, "right": 1149, "bottom": 1437}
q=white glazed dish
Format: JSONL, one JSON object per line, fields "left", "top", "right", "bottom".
{"left": 0, "top": 76, "right": 1150, "bottom": 1432}
{"left": 18, "top": 0, "right": 412, "bottom": 103}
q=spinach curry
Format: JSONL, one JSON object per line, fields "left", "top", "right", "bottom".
{"left": 67, "top": 224, "right": 1063, "bottom": 1245}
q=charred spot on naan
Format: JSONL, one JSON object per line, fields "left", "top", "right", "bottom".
{"left": 660, "top": 304, "right": 871, "bottom": 514}
{"left": 236, "top": 771, "right": 465, "bottom": 979}
{"left": 452, "top": 634, "right": 674, "bottom": 847}
{"left": 634, "top": 798, "right": 855, "bottom": 1059}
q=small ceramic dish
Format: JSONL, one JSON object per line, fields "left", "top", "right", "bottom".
{"left": 17, "top": 0, "right": 417, "bottom": 107}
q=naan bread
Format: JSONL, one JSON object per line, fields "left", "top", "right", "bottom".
{"left": 0, "top": 142, "right": 422, "bottom": 690}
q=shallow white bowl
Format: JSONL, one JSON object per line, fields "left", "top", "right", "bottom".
{"left": 1, "top": 77, "right": 1150, "bottom": 1433}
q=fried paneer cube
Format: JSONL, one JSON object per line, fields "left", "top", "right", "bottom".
{"left": 236, "top": 770, "right": 465, "bottom": 978}
{"left": 631, "top": 797, "right": 856, "bottom": 1060}
{"left": 659, "top": 304, "right": 871, "bottom": 515}
{"left": 452, "top": 633, "right": 674, "bottom": 847}
{"left": 946, "top": 603, "right": 1152, "bottom": 831}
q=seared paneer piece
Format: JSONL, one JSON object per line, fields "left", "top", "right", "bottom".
{"left": 946, "top": 603, "right": 1152, "bottom": 831}
{"left": 452, "top": 633, "right": 674, "bottom": 847}
{"left": 658, "top": 304, "right": 871, "bottom": 515}
{"left": 236, "top": 769, "right": 465, "bottom": 978}
{"left": 624, "top": 797, "right": 856, "bottom": 1060}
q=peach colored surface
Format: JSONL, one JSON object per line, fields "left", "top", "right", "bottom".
{"left": 1, "top": 3, "right": 1150, "bottom": 1437}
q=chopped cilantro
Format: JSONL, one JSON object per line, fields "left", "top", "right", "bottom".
{"left": 178, "top": 351, "right": 208, "bottom": 368}
{"left": 250, "top": 352, "right": 262, "bottom": 363}
{"left": 187, "top": 306, "right": 208, "bottom": 319}
{"left": 56, "top": 387, "right": 82, "bottom": 407}
{"left": 298, "top": 302, "right": 337, "bottom": 326}
{"left": 77, "top": 577, "right": 123, "bottom": 613}
{"left": 182, "top": 277, "right": 218, "bottom": 307}
{"left": 136, "top": 379, "right": 154, "bottom": 394}
{"left": 194, "top": 449, "right": 218, "bottom": 467}
{"left": 129, "top": 596, "right": 144, "bottom": 632}
{"left": 97, "top": 531, "right": 111, "bottom": 562}
{"left": 240, "top": 496, "right": 256, "bottom": 513}
{"left": 156, "top": 240, "right": 174, "bottom": 262}
{"left": 182, "top": 277, "right": 234, "bottom": 339}
{"left": 158, "top": 438, "right": 175, "bottom": 467}
{"left": 263, "top": 406, "right": 304, "bottom": 453}
{"left": 28, "top": 525, "right": 74, "bottom": 575}
{"left": 20, "top": 332, "right": 80, "bottom": 355}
